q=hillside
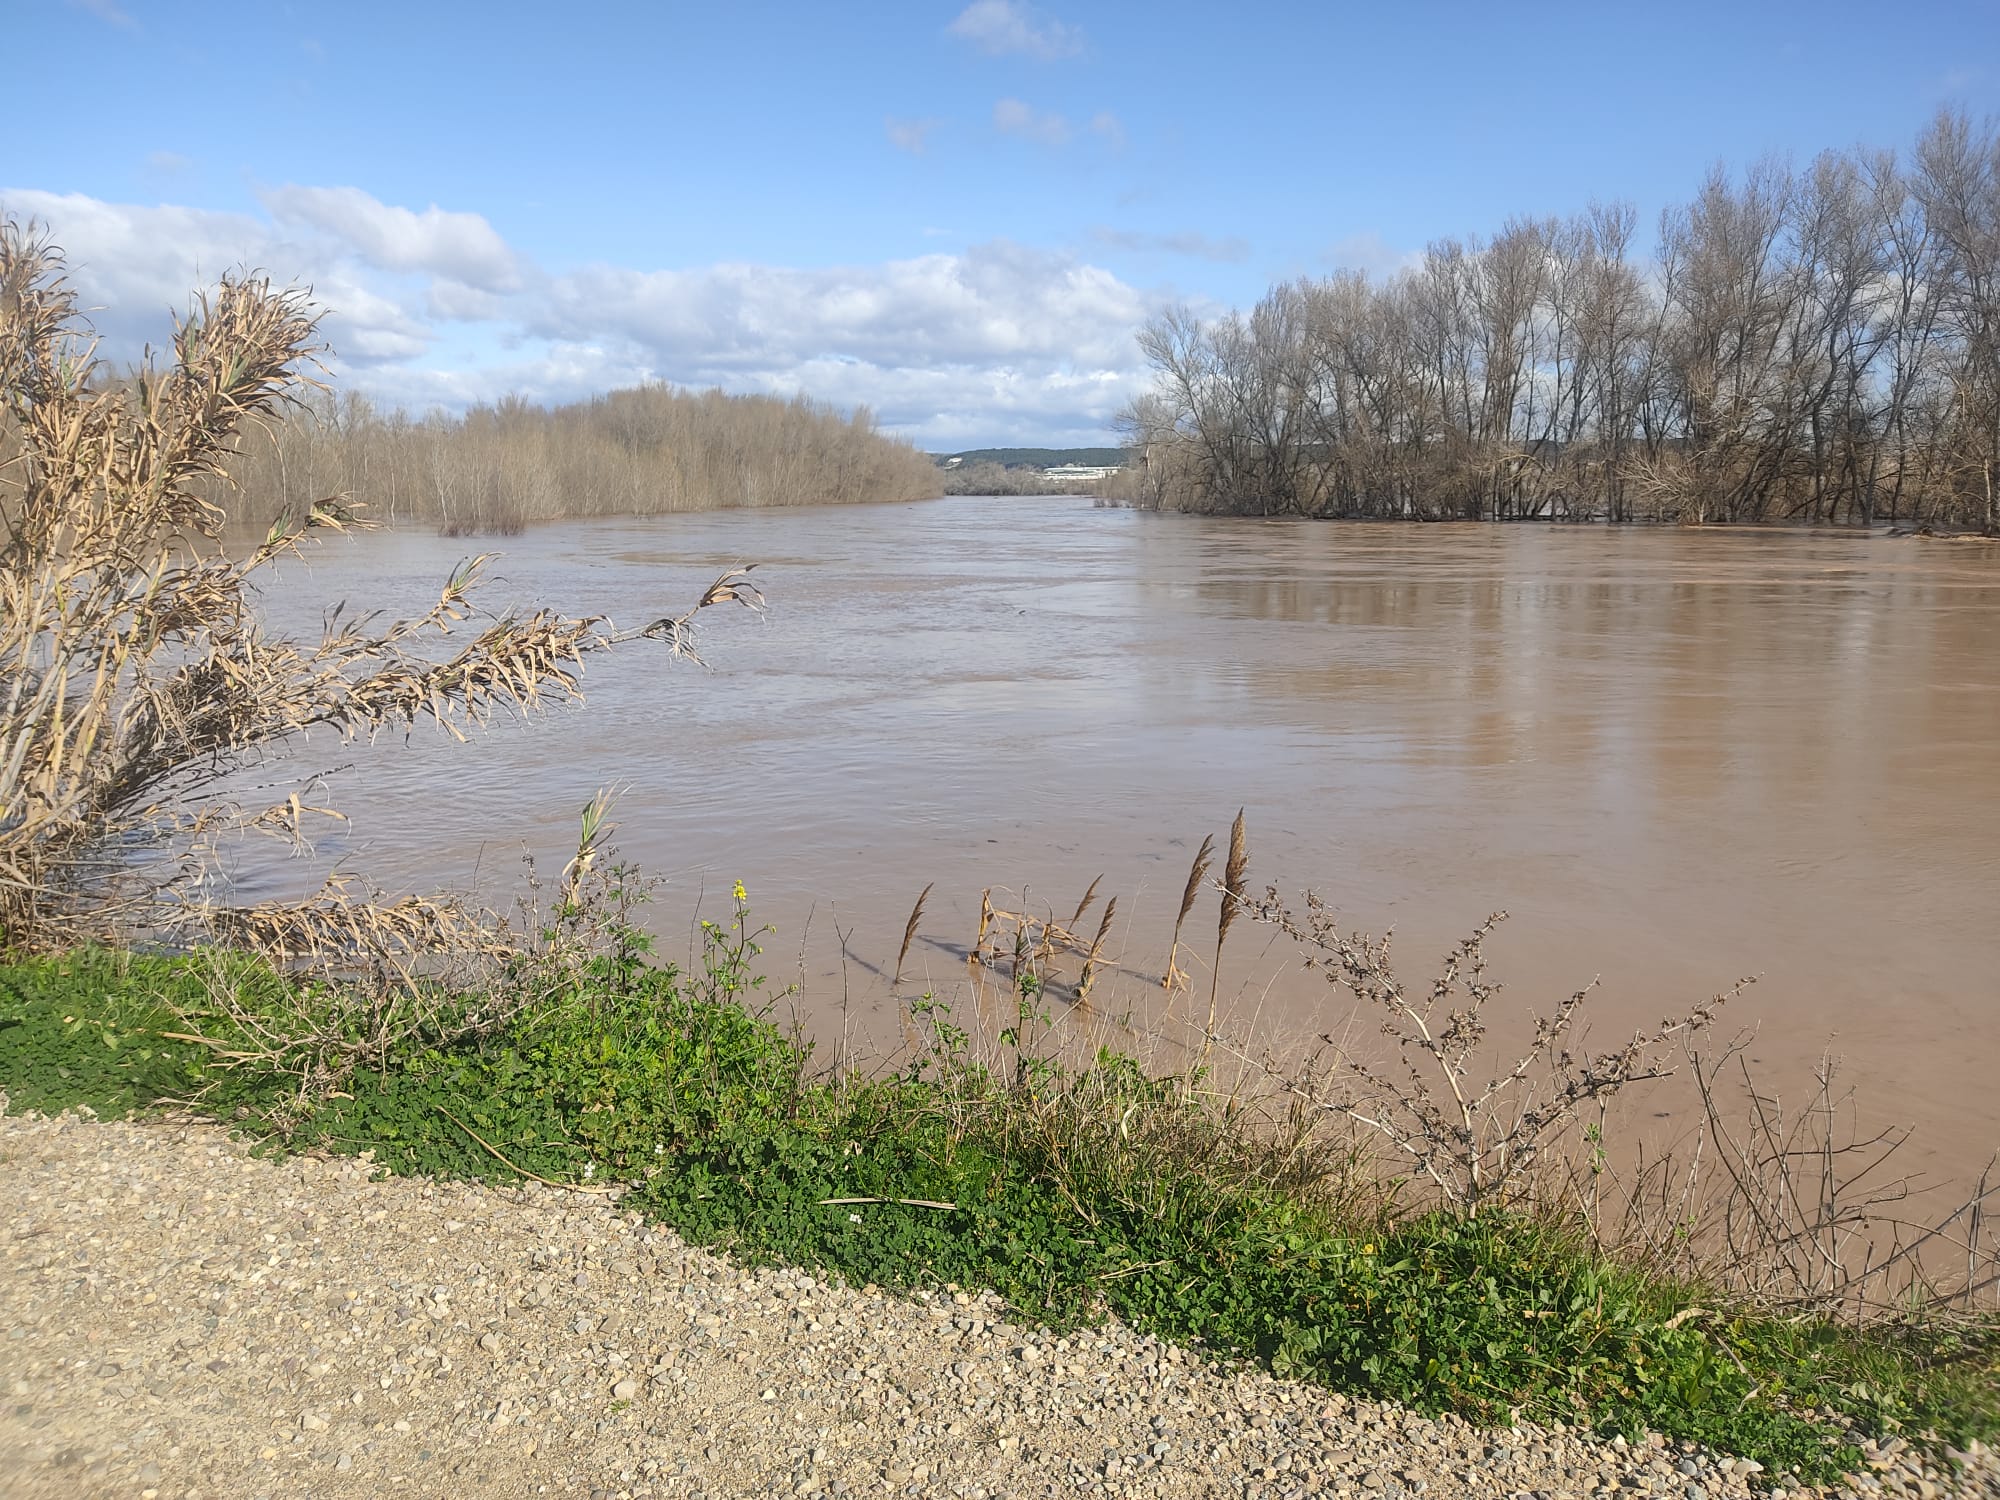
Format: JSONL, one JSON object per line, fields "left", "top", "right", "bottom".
{"left": 933, "top": 447, "right": 1130, "bottom": 469}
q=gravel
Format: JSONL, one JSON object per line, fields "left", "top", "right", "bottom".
{"left": 2, "top": 1110, "right": 1993, "bottom": 1500}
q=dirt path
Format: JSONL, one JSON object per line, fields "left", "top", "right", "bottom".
{"left": 0, "top": 1112, "right": 1986, "bottom": 1500}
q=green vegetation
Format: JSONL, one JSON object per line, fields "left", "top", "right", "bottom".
{"left": 3, "top": 911, "right": 1993, "bottom": 1488}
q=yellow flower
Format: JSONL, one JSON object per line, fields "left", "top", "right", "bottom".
{"left": 1363, "top": 1244, "right": 1375, "bottom": 1255}
{"left": 733, "top": 880, "right": 748, "bottom": 903}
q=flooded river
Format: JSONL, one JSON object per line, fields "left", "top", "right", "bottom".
{"left": 245, "top": 496, "right": 2000, "bottom": 1183}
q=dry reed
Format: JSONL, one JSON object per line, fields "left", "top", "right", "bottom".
{"left": 1076, "top": 896, "right": 1118, "bottom": 1004}
{"left": 0, "top": 221, "right": 761, "bottom": 960}
{"left": 894, "top": 883, "right": 932, "bottom": 986}
{"left": 1202, "top": 810, "right": 1250, "bottom": 1062}
{"left": 1163, "top": 833, "right": 1215, "bottom": 991}
{"left": 1068, "top": 875, "right": 1104, "bottom": 931}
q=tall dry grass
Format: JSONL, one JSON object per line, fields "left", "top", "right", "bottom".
{"left": 0, "top": 221, "right": 761, "bottom": 952}
{"left": 906, "top": 817, "right": 1998, "bottom": 1325}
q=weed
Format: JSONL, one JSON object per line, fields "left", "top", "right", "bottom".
{"left": 2, "top": 916, "right": 1992, "bottom": 1484}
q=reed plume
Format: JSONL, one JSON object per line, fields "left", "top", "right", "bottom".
{"left": 1077, "top": 895, "right": 1118, "bottom": 1004}
{"left": 1202, "top": 810, "right": 1250, "bottom": 1064}
{"left": 0, "top": 220, "right": 764, "bottom": 952}
{"left": 1068, "top": 875, "right": 1104, "bottom": 930}
{"left": 1163, "top": 834, "right": 1215, "bottom": 991}
{"left": 894, "top": 882, "right": 933, "bottom": 986}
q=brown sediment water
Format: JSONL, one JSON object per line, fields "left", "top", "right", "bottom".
{"left": 236, "top": 495, "right": 2000, "bottom": 1186}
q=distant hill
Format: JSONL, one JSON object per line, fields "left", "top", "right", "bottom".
{"left": 933, "top": 447, "right": 1130, "bottom": 469}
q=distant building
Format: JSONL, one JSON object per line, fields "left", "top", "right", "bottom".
{"left": 1042, "top": 464, "right": 1123, "bottom": 483}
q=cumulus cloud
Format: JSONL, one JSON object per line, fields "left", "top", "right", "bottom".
{"left": 1090, "top": 227, "right": 1251, "bottom": 263}
{"left": 260, "top": 184, "right": 521, "bottom": 293}
{"left": 947, "top": 0, "right": 1082, "bottom": 60}
{"left": 993, "top": 98, "right": 1071, "bottom": 147}
{"left": 1326, "top": 230, "right": 1425, "bottom": 278}
{"left": 885, "top": 117, "right": 942, "bottom": 154}
{"left": 527, "top": 240, "right": 1153, "bottom": 443}
{"left": 537, "top": 240, "right": 1145, "bottom": 371}
{"left": 3, "top": 188, "right": 433, "bottom": 367}
{"left": 0, "top": 185, "right": 1159, "bottom": 447}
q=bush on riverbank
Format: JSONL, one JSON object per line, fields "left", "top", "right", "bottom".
{"left": 2, "top": 910, "right": 1994, "bottom": 1488}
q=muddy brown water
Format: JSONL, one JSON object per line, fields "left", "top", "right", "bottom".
{"left": 236, "top": 496, "right": 2000, "bottom": 1188}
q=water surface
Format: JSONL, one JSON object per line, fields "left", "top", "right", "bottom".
{"left": 244, "top": 497, "right": 2000, "bottom": 1180}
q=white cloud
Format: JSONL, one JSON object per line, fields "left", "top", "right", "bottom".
{"left": 526, "top": 240, "right": 1152, "bottom": 444}
{"left": 947, "top": 0, "right": 1082, "bottom": 60}
{"left": 1091, "top": 227, "right": 1250, "bottom": 263}
{"left": 1325, "top": 231, "right": 1426, "bottom": 278}
{"left": 0, "top": 185, "right": 1161, "bottom": 447}
{"left": 535, "top": 240, "right": 1147, "bottom": 373}
{"left": 994, "top": 98, "right": 1071, "bottom": 147}
{"left": 1, "top": 188, "right": 432, "bottom": 368}
{"left": 259, "top": 185, "right": 521, "bottom": 293}
{"left": 885, "top": 117, "right": 942, "bottom": 154}
{"left": 1089, "top": 111, "right": 1127, "bottom": 151}
{"left": 68, "top": 0, "right": 135, "bottom": 27}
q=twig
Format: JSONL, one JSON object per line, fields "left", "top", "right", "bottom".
{"left": 437, "top": 1104, "right": 615, "bottom": 1194}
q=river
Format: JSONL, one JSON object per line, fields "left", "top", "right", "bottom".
{"left": 240, "top": 495, "right": 2000, "bottom": 1187}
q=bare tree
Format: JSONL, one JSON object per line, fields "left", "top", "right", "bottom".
{"left": 1120, "top": 111, "right": 2000, "bottom": 532}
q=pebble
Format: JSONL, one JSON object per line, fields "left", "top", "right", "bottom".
{"left": 0, "top": 1111, "right": 1992, "bottom": 1500}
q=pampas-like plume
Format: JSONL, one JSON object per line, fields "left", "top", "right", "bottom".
{"left": 1069, "top": 875, "right": 1105, "bottom": 930}
{"left": 1202, "top": 810, "right": 1250, "bottom": 1061}
{"left": 1218, "top": 809, "right": 1249, "bottom": 953}
{"left": 1078, "top": 895, "right": 1118, "bottom": 1004}
{"left": 1163, "top": 834, "right": 1215, "bottom": 991}
{"left": 894, "top": 882, "right": 933, "bottom": 986}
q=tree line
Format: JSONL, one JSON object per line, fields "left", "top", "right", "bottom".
{"left": 1110, "top": 110, "right": 2000, "bottom": 531}
{"left": 213, "top": 382, "right": 942, "bottom": 534}
{"left": 939, "top": 460, "right": 1065, "bottom": 495}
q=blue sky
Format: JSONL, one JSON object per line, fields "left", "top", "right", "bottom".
{"left": 5, "top": 0, "right": 1997, "bottom": 447}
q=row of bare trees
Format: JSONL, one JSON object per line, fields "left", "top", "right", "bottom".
{"left": 218, "top": 382, "right": 941, "bottom": 535}
{"left": 1114, "top": 110, "right": 2000, "bottom": 531}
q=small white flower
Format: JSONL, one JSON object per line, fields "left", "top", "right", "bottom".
{"left": 848, "top": 1213, "right": 863, "bottom": 1224}
{"left": 654, "top": 1144, "right": 665, "bottom": 1156}
{"left": 582, "top": 1163, "right": 596, "bottom": 1181}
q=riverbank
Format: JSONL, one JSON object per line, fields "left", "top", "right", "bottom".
{"left": 7, "top": 1110, "right": 1992, "bottom": 1500}
{"left": 1, "top": 942, "right": 1995, "bottom": 1497}
{"left": 210, "top": 500, "right": 2000, "bottom": 1192}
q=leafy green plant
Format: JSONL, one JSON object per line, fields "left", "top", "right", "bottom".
{"left": 1, "top": 914, "right": 1993, "bottom": 1486}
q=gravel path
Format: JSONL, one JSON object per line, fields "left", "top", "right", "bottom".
{"left": 1, "top": 1112, "right": 1991, "bottom": 1500}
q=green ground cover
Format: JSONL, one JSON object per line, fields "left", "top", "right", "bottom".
{"left": 2, "top": 917, "right": 1992, "bottom": 1488}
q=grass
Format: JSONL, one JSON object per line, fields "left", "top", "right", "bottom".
{"left": 2, "top": 911, "right": 1994, "bottom": 1489}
